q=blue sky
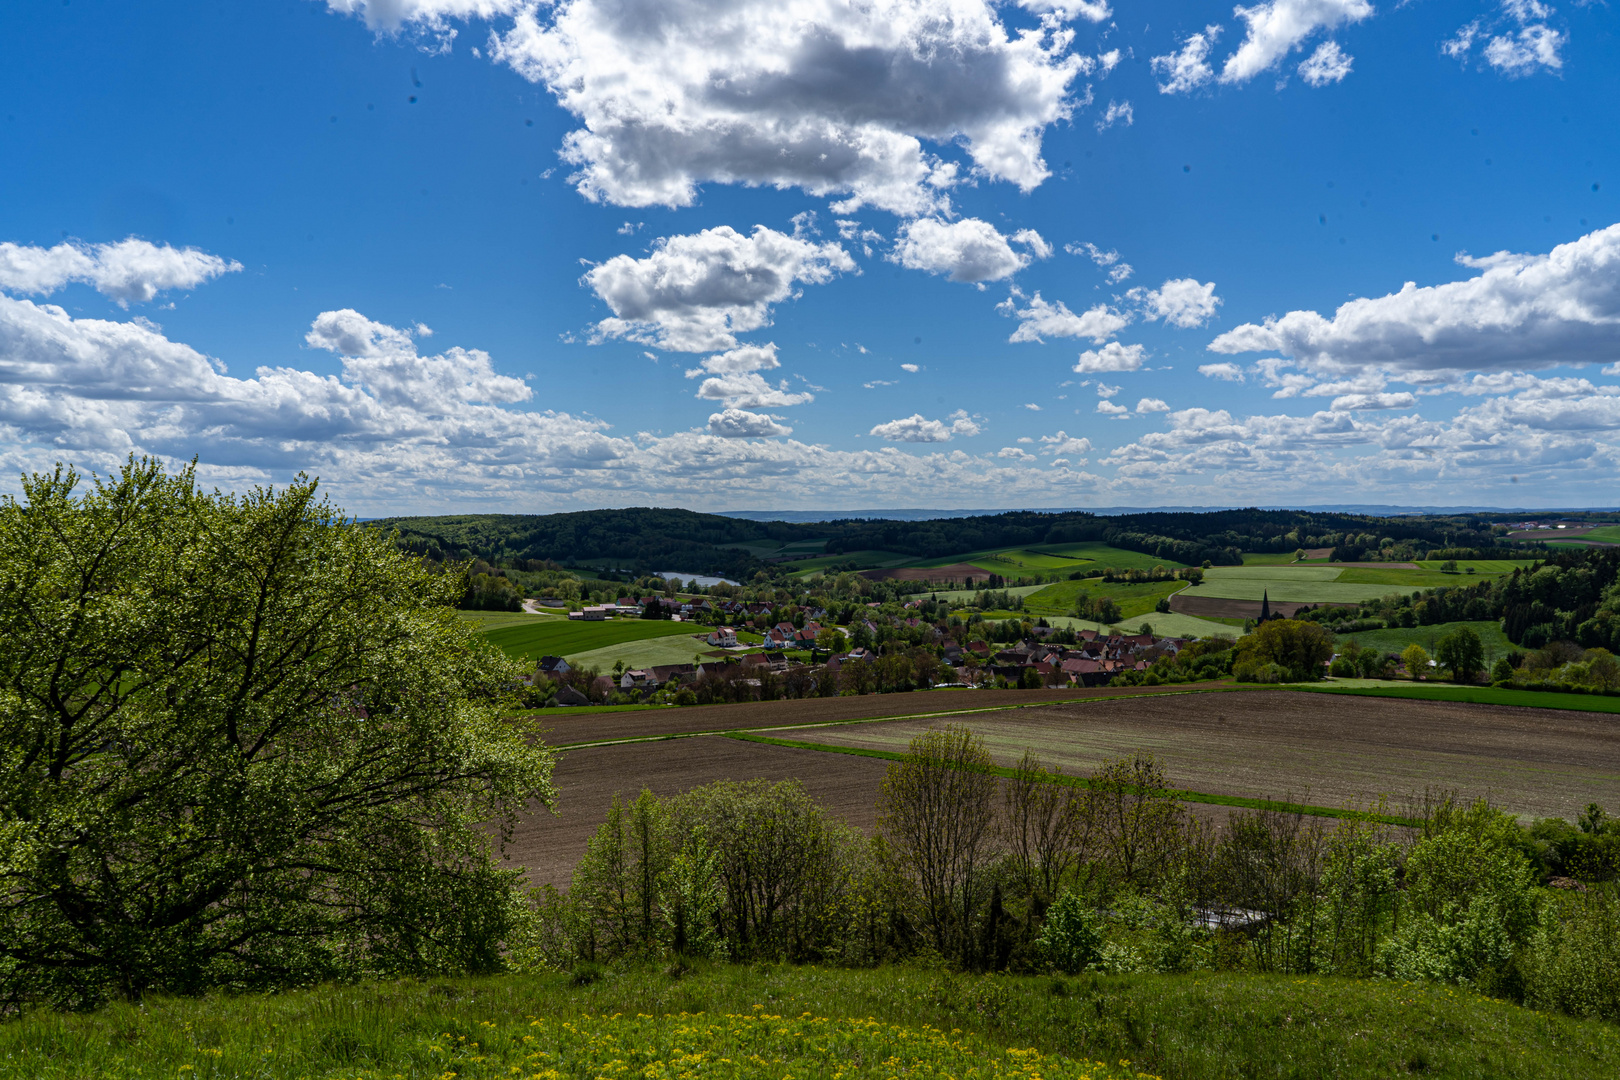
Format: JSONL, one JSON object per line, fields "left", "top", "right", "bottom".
{"left": 0, "top": 0, "right": 1615, "bottom": 513}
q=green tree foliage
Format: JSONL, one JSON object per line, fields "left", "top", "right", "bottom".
{"left": 877, "top": 727, "right": 1000, "bottom": 963}
{"left": 1435, "top": 625, "right": 1486, "bottom": 683}
{"left": 0, "top": 460, "right": 554, "bottom": 1009}
{"left": 1232, "top": 619, "right": 1335, "bottom": 682}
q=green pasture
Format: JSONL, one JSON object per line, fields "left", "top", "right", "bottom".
{"left": 6, "top": 962, "right": 1616, "bottom": 1080}
{"left": 1026, "top": 541, "right": 1188, "bottom": 571}
{"left": 1196, "top": 565, "right": 1399, "bottom": 605}
{"left": 1572, "top": 525, "right": 1620, "bottom": 543}
{"left": 1023, "top": 577, "right": 1184, "bottom": 619}
{"left": 567, "top": 635, "right": 729, "bottom": 672}
{"left": 1239, "top": 551, "right": 1301, "bottom": 565}
{"left": 1415, "top": 559, "right": 1539, "bottom": 572}
{"left": 784, "top": 549, "right": 912, "bottom": 574}
{"left": 1338, "top": 566, "right": 1516, "bottom": 588}
{"left": 454, "top": 610, "right": 565, "bottom": 632}
{"left": 482, "top": 618, "right": 701, "bottom": 662}
{"left": 929, "top": 582, "right": 1051, "bottom": 604}
{"left": 1039, "top": 612, "right": 1240, "bottom": 639}
{"left": 1336, "top": 619, "right": 1512, "bottom": 658}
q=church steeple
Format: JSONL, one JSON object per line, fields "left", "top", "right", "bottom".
{"left": 1260, "top": 589, "right": 1271, "bottom": 622}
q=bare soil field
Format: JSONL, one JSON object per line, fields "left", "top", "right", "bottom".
{"left": 527, "top": 683, "right": 1235, "bottom": 747}
{"left": 1170, "top": 594, "right": 1311, "bottom": 620}
{"left": 500, "top": 737, "right": 893, "bottom": 888}
{"left": 501, "top": 730, "right": 1235, "bottom": 888}
{"left": 802, "top": 690, "right": 1620, "bottom": 823}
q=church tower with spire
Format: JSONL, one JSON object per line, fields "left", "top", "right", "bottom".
{"left": 1260, "top": 589, "right": 1272, "bottom": 623}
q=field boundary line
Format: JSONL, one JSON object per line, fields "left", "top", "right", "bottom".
{"left": 548, "top": 684, "right": 1254, "bottom": 750}
{"left": 721, "top": 730, "right": 1419, "bottom": 826}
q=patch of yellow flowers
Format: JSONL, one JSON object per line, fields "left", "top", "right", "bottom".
{"left": 328, "top": 1009, "right": 1158, "bottom": 1080}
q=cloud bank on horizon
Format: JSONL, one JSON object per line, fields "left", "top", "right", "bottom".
{"left": 0, "top": 0, "right": 1613, "bottom": 512}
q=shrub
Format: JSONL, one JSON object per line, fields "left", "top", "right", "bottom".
{"left": 1038, "top": 891, "right": 1104, "bottom": 973}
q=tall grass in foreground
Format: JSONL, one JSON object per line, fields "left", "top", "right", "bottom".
{"left": 4, "top": 963, "right": 1618, "bottom": 1080}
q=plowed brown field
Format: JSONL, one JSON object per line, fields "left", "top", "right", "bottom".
{"left": 498, "top": 688, "right": 1620, "bottom": 888}
{"left": 529, "top": 683, "right": 1234, "bottom": 746}
{"left": 805, "top": 690, "right": 1620, "bottom": 823}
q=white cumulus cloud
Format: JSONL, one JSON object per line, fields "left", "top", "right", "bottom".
{"left": 1136, "top": 397, "right": 1171, "bottom": 413}
{"left": 693, "top": 371, "right": 815, "bottom": 409}
{"left": 870, "top": 413, "right": 954, "bottom": 442}
{"left": 0, "top": 238, "right": 242, "bottom": 306}
{"left": 1220, "top": 0, "right": 1374, "bottom": 86}
{"left": 335, "top": 1, "right": 1094, "bottom": 216}
{"left": 707, "top": 408, "right": 793, "bottom": 437}
{"left": 1151, "top": 26, "right": 1220, "bottom": 94}
{"left": 892, "top": 218, "right": 1050, "bottom": 283}
{"left": 1297, "top": 40, "right": 1353, "bottom": 86}
{"left": 1003, "top": 291, "right": 1129, "bottom": 344}
{"left": 1134, "top": 277, "right": 1222, "bottom": 328}
{"left": 1074, "top": 342, "right": 1147, "bottom": 374}
{"left": 683, "top": 343, "right": 782, "bottom": 378}
{"left": 1198, "top": 361, "right": 1246, "bottom": 381}
{"left": 1208, "top": 224, "right": 1620, "bottom": 378}
{"left": 584, "top": 225, "right": 854, "bottom": 352}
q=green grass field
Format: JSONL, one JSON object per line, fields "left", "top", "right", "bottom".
{"left": 930, "top": 582, "right": 1051, "bottom": 603}
{"left": 1292, "top": 681, "right": 1620, "bottom": 715}
{"left": 1336, "top": 619, "right": 1513, "bottom": 658}
{"left": 1574, "top": 525, "right": 1620, "bottom": 543}
{"left": 1196, "top": 566, "right": 1402, "bottom": 605}
{"left": 1239, "top": 551, "right": 1301, "bottom": 565}
{"left": 567, "top": 635, "right": 728, "bottom": 671}
{"left": 783, "top": 549, "right": 912, "bottom": 575}
{"left": 455, "top": 610, "right": 566, "bottom": 632}
{"left": 482, "top": 618, "right": 701, "bottom": 662}
{"left": 1415, "top": 559, "right": 1539, "bottom": 572}
{"left": 1337, "top": 566, "right": 1517, "bottom": 588}
{"left": 7, "top": 960, "right": 1616, "bottom": 1080}
{"left": 1023, "top": 578, "right": 1183, "bottom": 620}
{"left": 1039, "top": 612, "right": 1240, "bottom": 639}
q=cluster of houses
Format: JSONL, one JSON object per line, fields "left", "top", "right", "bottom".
{"left": 528, "top": 626, "right": 1191, "bottom": 701}
{"left": 959, "top": 630, "right": 1186, "bottom": 686}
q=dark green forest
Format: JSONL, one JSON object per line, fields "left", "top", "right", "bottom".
{"left": 372, "top": 506, "right": 1540, "bottom": 577}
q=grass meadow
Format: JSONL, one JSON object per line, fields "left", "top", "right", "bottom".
{"left": 5, "top": 962, "right": 1616, "bottom": 1080}
{"left": 1336, "top": 619, "right": 1513, "bottom": 657}
{"left": 483, "top": 618, "right": 702, "bottom": 662}
{"left": 1022, "top": 578, "right": 1183, "bottom": 620}
{"left": 1298, "top": 680, "right": 1620, "bottom": 715}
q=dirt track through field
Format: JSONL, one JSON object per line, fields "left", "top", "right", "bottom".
{"left": 803, "top": 690, "right": 1620, "bottom": 823}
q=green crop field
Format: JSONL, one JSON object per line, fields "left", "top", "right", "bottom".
{"left": 1196, "top": 566, "right": 1403, "bottom": 605}
{"left": 1337, "top": 567, "right": 1504, "bottom": 589}
{"left": 1029, "top": 542, "right": 1189, "bottom": 571}
{"left": 567, "top": 635, "right": 730, "bottom": 672}
{"left": 1415, "top": 559, "right": 1539, "bottom": 572}
{"left": 455, "top": 611, "right": 566, "bottom": 632}
{"left": 1022, "top": 577, "right": 1183, "bottom": 620}
{"left": 1574, "top": 525, "right": 1620, "bottom": 542}
{"left": 1240, "top": 552, "right": 1302, "bottom": 565}
{"left": 1040, "top": 611, "right": 1240, "bottom": 639}
{"left": 905, "top": 542, "right": 1184, "bottom": 575}
{"left": 1336, "top": 619, "right": 1513, "bottom": 658}
{"left": 482, "top": 618, "right": 701, "bottom": 662}
{"left": 929, "top": 582, "right": 1051, "bottom": 603}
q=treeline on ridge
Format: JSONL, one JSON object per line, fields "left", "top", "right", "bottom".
{"left": 373, "top": 506, "right": 1538, "bottom": 577}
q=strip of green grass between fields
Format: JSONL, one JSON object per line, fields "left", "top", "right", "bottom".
{"left": 1288, "top": 682, "right": 1620, "bottom": 714}
{"left": 722, "top": 730, "right": 1419, "bottom": 826}
{"left": 547, "top": 686, "right": 1251, "bottom": 750}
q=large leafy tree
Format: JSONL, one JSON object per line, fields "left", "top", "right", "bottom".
{"left": 0, "top": 459, "right": 554, "bottom": 1009}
